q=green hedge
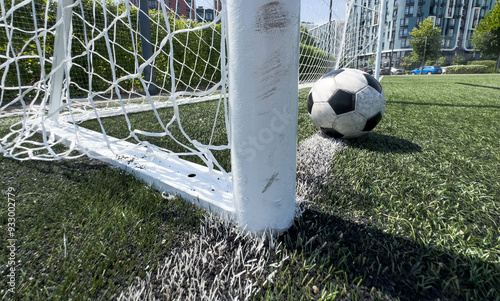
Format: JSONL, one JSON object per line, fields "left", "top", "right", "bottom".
{"left": 299, "top": 44, "right": 335, "bottom": 82}
{"left": 445, "top": 65, "right": 488, "bottom": 74}
{"left": 467, "top": 60, "right": 497, "bottom": 73}
{"left": 70, "top": 4, "right": 223, "bottom": 96}
{"left": 0, "top": 1, "right": 56, "bottom": 101}
{"left": 467, "top": 60, "right": 496, "bottom": 68}
{"left": 0, "top": 1, "right": 223, "bottom": 99}
{"left": 1, "top": 0, "right": 330, "bottom": 101}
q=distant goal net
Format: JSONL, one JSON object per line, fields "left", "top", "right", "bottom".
{"left": 0, "top": 0, "right": 379, "bottom": 231}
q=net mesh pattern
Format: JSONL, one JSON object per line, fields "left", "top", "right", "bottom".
{"left": 0, "top": 0, "right": 378, "bottom": 173}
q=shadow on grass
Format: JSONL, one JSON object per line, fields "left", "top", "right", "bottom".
{"left": 457, "top": 82, "right": 500, "bottom": 91}
{"left": 387, "top": 100, "right": 500, "bottom": 109}
{"left": 279, "top": 208, "right": 500, "bottom": 300}
{"left": 346, "top": 133, "right": 422, "bottom": 154}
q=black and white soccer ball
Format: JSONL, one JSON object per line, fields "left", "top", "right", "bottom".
{"left": 307, "top": 68, "right": 386, "bottom": 139}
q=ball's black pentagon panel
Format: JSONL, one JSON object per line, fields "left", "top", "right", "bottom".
{"left": 307, "top": 92, "right": 314, "bottom": 114}
{"left": 321, "top": 127, "right": 344, "bottom": 139}
{"left": 322, "top": 69, "right": 345, "bottom": 79}
{"left": 328, "top": 89, "right": 356, "bottom": 115}
{"left": 363, "top": 112, "right": 383, "bottom": 131}
{"left": 363, "top": 74, "right": 383, "bottom": 94}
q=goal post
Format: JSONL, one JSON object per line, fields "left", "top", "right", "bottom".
{"left": 227, "top": 0, "right": 300, "bottom": 233}
{"left": 48, "top": 0, "right": 74, "bottom": 121}
{"left": 0, "top": 0, "right": 351, "bottom": 233}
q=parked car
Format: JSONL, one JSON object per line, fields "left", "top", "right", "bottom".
{"left": 362, "top": 68, "right": 373, "bottom": 75}
{"left": 409, "top": 66, "right": 443, "bottom": 75}
{"left": 391, "top": 67, "right": 404, "bottom": 75}
{"left": 380, "top": 67, "right": 391, "bottom": 75}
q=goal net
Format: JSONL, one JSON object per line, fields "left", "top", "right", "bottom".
{"left": 0, "top": 0, "right": 378, "bottom": 231}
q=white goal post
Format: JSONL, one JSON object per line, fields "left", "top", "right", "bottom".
{"left": 0, "top": 0, "right": 376, "bottom": 232}
{"left": 227, "top": 1, "right": 300, "bottom": 233}
{"left": 0, "top": 0, "right": 301, "bottom": 233}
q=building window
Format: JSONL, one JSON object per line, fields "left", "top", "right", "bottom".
{"left": 470, "top": 7, "right": 481, "bottom": 29}
{"left": 405, "top": 5, "right": 414, "bottom": 15}
{"left": 400, "top": 17, "right": 409, "bottom": 26}
{"left": 446, "top": 0, "right": 456, "bottom": 18}
{"left": 148, "top": 0, "right": 157, "bottom": 9}
{"left": 186, "top": 0, "right": 192, "bottom": 18}
{"left": 373, "top": 5, "right": 380, "bottom": 26}
{"left": 428, "top": 15, "right": 436, "bottom": 26}
{"left": 401, "top": 39, "right": 410, "bottom": 48}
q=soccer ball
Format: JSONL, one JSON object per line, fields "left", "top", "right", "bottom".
{"left": 307, "top": 68, "right": 386, "bottom": 139}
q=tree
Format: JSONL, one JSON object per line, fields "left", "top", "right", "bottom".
{"left": 452, "top": 54, "right": 469, "bottom": 65}
{"left": 408, "top": 17, "right": 442, "bottom": 72}
{"left": 400, "top": 53, "right": 418, "bottom": 70}
{"left": 471, "top": 1, "right": 500, "bottom": 73}
{"left": 436, "top": 56, "right": 447, "bottom": 66}
{"left": 300, "top": 26, "right": 317, "bottom": 47}
{"left": 368, "top": 55, "right": 375, "bottom": 67}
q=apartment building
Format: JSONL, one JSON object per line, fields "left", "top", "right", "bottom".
{"left": 346, "top": 0, "right": 496, "bottom": 68}
{"left": 195, "top": 6, "right": 215, "bottom": 23}
{"left": 129, "top": 0, "right": 196, "bottom": 19}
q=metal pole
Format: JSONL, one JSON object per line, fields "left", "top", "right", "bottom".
{"left": 227, "top": 0, "right": 300, "bottom": 233}
{"left": 374, "top": 0, "right": 386, "bottom": 80}
{"left": 138, "top": 0, "right": 157, "bottom": 95}
{"left": 420, "top": 36, "right": 427, "bottom": 75}
{"left": 389, "top": 39, "right": 394, "bottom": 72}
{"left": 327, "top": 0, "right": 333, "bottom": 60}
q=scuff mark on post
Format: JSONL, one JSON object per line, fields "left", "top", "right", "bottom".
{"left": 262, "top": 172, "right": 279, "bottom": 193}
{"left": 255, "top": 1, "right": 288, "bottom": 33}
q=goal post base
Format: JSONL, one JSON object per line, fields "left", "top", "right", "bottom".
{"left": 39, "top": 121, "right": 235, "bottom": 218}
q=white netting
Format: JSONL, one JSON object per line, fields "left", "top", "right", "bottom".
{"left": 0, "top": 0, "right": 376, "bottom": 173}
{"left": 1, "top": 0, "right": 230, "bottom": 172}
{"left": 299, "top": 0, "right": 384, "bottom": 73}
{"left": 340, "top": 0, "right": 385, "bottom": 69}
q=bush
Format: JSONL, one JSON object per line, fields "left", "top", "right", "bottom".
{"left": 445, "top": 65, "right": 488, "bottom": 74}
{"left": 0, "top": 1, "right": 57, "bottom": 101}
{"left": 467, "top": 60, "right": 497, "bottom": 73}
{"left": 452, "top": 55, "right": 471, "bottom": 65}
{"left": 2, "top": 0, "right": 332, "bottom": 102}
{"left": 467, "top": 60, "right": 496, "bottom": 68}
{"left": 299, "top": 44, "right": 335, "bottom": 82}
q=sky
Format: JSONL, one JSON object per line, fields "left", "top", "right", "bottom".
{"left": 194, "top": 0, "right": 347, "bottom": 25}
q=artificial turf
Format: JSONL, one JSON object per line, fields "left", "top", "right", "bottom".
{"left": 1, "top": 74, "right": 499, "bottom": 300}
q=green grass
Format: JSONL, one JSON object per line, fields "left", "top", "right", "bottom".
{"left": 1, "top": 74, "right": 499, "bottom": 300}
